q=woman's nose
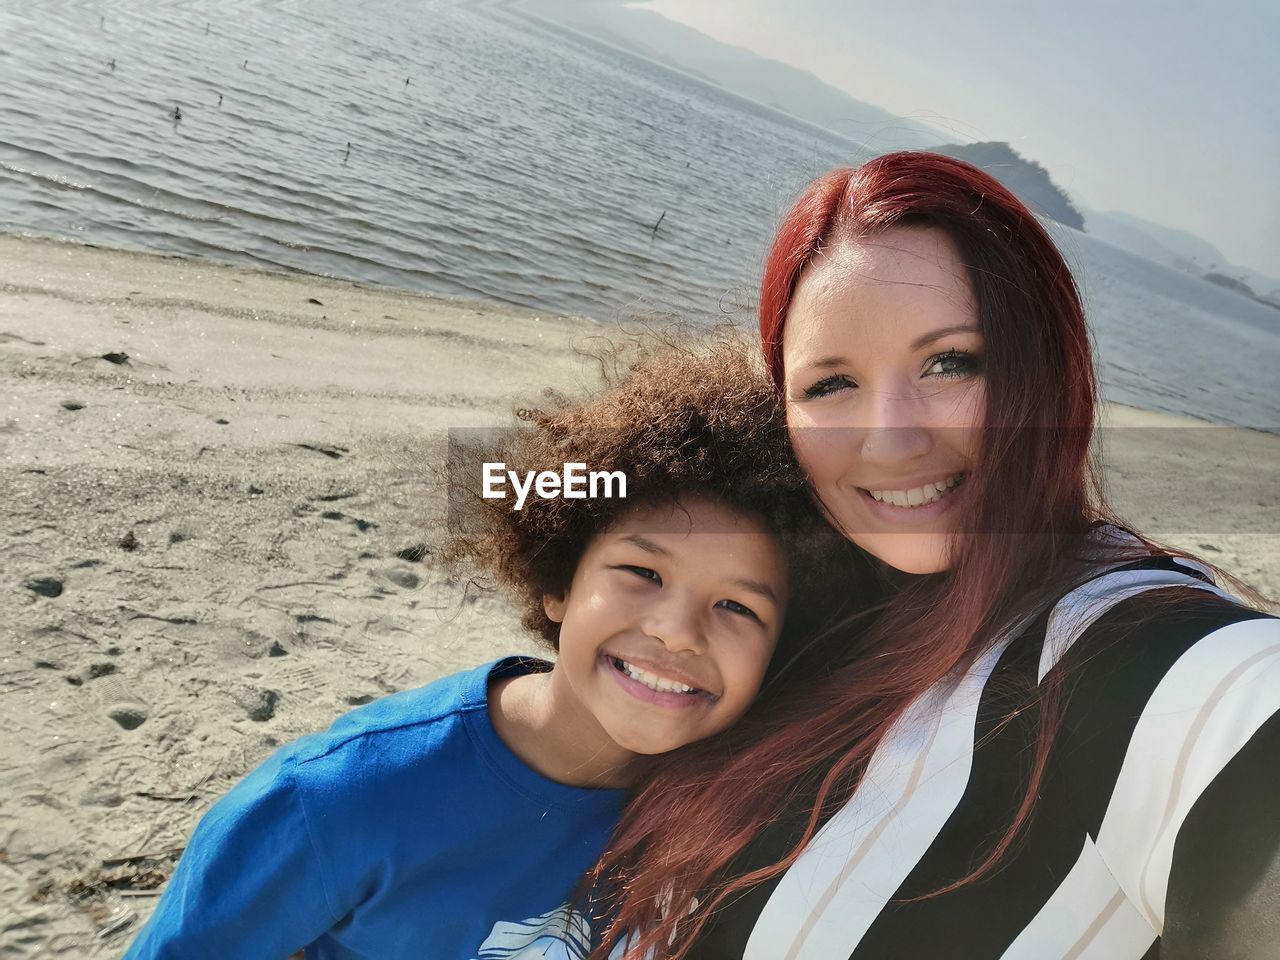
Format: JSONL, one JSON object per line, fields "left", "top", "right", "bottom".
{"left": 858, "top": 390, "right": 933, "bottom": 467}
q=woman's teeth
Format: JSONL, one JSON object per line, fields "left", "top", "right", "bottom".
{"left": 867, "top": 474, "right": 964, "bottom": 507}
{"left": 612, "top": 657, "right": 698, "bottom": 695}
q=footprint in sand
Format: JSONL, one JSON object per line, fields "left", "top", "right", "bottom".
{"left": 25, "top": 577, "right": 64, "bottom": 598}
{"left": 64, "top": 661, "right": 117, "bottom": 687}
{"left": 295, "top": 613, "right": 336, "bottom": 628}
{"left": 108, "top": 705, "right": 147, "bottom": 730}
{"left": 71, "top": 350, "right": 172, "bottom": 376}
{"left": 319, "top": 509, "right": 378, "bottom": 532}
{"left": 96, "top": 675, "right": 150, "bottom": 731}
{"left": 385, "top": 568, "right": 420, "bottom": 590}
{"left": 266, "top": 663, "right": 327, "bottom": 707}
{"left": 396, "top": 543, "right": 430, "bottom": 562}
{"left": 0, "top": 331, "right": 47, "bottom": 346}
{"left": 292, "top": 442, "right": 348, "bottom": 460}
{"left": 231, "top": 686, "right": 280, "bottom": 722}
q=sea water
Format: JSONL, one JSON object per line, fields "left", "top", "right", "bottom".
{"left": 1, "top": 0, "right": 1276, "bottom": 430}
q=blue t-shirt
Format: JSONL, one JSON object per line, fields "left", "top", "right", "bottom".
{"left": 123, "top": 657, "right": 625, "bottom": 960}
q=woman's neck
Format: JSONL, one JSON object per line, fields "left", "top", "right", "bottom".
{"left": 489, "top": 669, "right": 637, "bottom": 789}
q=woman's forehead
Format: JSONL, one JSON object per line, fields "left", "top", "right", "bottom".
{"left": 786, "top": 229, "right": 979, "bottom": 355}
{"left": 806, "top": 229, "right": 972, "bottom": 305}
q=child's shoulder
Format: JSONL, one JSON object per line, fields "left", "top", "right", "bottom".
{"left": 287, "top": 655, "right": 549, "bottom": 777}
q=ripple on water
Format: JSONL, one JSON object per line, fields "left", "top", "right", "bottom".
{"left": 0, "top": 0, "right": 1276, "bottom": 429}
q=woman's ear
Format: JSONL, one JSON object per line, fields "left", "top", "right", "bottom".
{"left": 543, "top": 592, "right": 567, "bottom": 623}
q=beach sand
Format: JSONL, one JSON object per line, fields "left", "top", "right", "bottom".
{"left": 2, "top": 234, "right": 1277, "bottom": 957}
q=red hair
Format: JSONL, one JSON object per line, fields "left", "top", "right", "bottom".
{"left": 584, "top": 153, "right": 1164, "bottom": 957}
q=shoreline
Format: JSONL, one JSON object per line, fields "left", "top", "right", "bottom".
{"left": 2, "top": 229, "right": 1270, "bottom": 432}
{"left": 1, "top": 230, "right": 1268, "bottom": 427}
{"left": 2, "top": 231, "right": 1277, "bottom": 956}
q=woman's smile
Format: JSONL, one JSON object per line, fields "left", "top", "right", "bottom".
{"left": 859, "top": 472, "right": 966, "bottom": 508}
{"left": 854, "top": 472, "right": 968, "bottom": 524}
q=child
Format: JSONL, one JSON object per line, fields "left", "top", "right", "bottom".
{"left": 123, "top": 335, "right": 860, "bottom": 960}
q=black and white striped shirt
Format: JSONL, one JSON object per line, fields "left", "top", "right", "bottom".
{"left": 687, "top": 552, "right": 1280, "bottom": 959}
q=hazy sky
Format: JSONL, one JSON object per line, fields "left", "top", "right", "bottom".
{"left": 635, "top": 0, "right": 1279, "bottom": 280}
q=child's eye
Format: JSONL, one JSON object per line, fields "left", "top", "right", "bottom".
{"left": 619, "top": 565, "right": 661, "bottom": 584}
{"left": 716, "top": 599, "right": 761, "bottom": 622}
{"left": 925, "top": 349, "right": 982, "bottom": 379}
{"left": 803, "top": 373, "right": 855, "bottom": 399}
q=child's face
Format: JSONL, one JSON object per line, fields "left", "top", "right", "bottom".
{"left": 545, "top": 496, "right": 789, "bottom": 758}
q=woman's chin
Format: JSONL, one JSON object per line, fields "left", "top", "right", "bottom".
{"left": 849, "top": 529, "right": 958, "bottom": 575}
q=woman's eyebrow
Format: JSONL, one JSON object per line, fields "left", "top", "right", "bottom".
{"left": 798, "top": 355, "right": 849, "bottom": 371}
{"left": 910, "top": 324, "right": 980, "bottom": 351}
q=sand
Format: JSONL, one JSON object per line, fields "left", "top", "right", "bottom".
{"left": 2, "top": 234, "right": 1277, "bottom": 957}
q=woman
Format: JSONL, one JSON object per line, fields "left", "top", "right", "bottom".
{"left": 587, "top": 152, "right": 1280, "bottom": 959}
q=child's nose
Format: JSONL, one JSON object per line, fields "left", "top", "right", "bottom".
{"left": 643, "top": 595, "right": 706, "bottom": 654}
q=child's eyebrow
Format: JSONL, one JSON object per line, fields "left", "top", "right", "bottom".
{"left": 618, "top": 533, "right": 669, "bottom": 556}
{"left": 731, "top": 579, "right": 781, "bottom": 606}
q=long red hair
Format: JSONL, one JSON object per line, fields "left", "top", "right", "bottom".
{"left": 584, "top": 153, "right": 1157, "bottom": 957}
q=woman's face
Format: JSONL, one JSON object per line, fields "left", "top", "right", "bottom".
{"left": 782, "top": 226, "right": 985, "bottom": 575}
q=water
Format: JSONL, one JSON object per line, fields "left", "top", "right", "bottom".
{"left": 1, "top": 0, "right": 1276, "bottom": 431}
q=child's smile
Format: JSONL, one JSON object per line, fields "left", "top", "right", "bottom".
{"left": 604, "top": 653, "right": 715, "bottom": 705}
{"left": 543, "top": 496, "right": 789, "bottom": 772}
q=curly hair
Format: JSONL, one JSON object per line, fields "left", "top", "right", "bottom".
{"left": 440, "top": 330, "right": 873, "bottom": 666}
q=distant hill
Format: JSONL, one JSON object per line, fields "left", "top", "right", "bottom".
{"left": 929, "top": 141, "right": 1084, "bottom": 230}
{"left": 513, "top": 0, "right": 951, "bottom": 151}
{"left": 1083, "top": 207, "right": 1280, "bottom": 310}
{"left": 511, "top": 0, "right": 1278, "bottom": 308}
{"left": 1083, "top": 208, "right": 1222, "bottom": 270}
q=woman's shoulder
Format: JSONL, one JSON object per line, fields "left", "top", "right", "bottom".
{"left": 1036, "top": 535, "right": 1274, "bottom": 684}
{"left": 1041, "top": 575, "right": 1279, "bottom": 935}
{"left": 1037, "top": 542, "right": 1277, "bottom": 734}
{"left": 1046, "top": 569, "right": 1278, "bottom": 764}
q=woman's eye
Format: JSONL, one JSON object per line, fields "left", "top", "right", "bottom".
{"left": 803, "top": 373, "right": 855, "bottom": 398}
{"left": 716, "top": 599, "right": 761, "bottom": 622}
{"left": 619, "top": 565, "right": 661, "bottom": 584}
{"left": 925, "top": 349, "right": 982, "bottom": 379}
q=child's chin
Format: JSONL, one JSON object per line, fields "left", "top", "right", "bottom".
{"left": 608, "top": 727, "right": 697, "bottom": 758}
{"left": 634, "top": 740, "right": 689, "bottom": 756}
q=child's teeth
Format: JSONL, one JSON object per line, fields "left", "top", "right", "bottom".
{"left": 616, "top": 658, "right": 696, "bottom": 694}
